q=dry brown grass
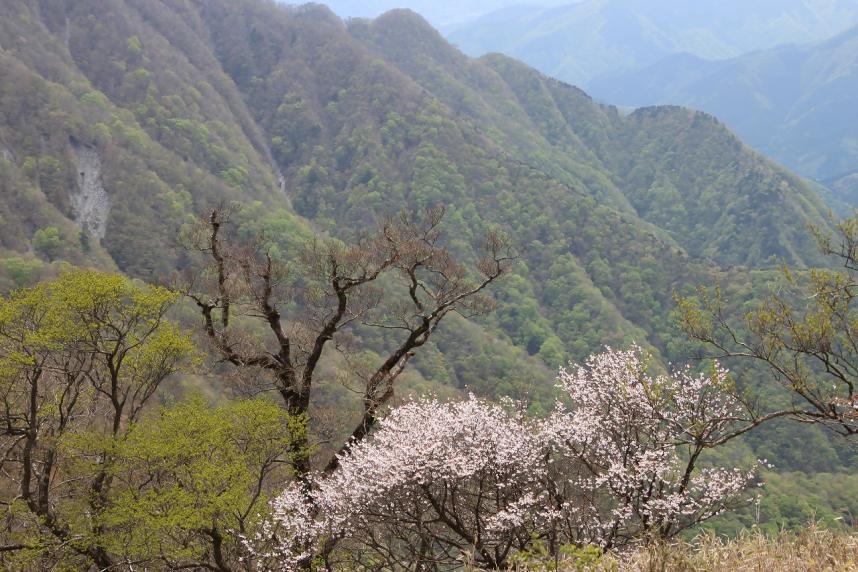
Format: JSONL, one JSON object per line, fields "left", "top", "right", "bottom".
{"left": 508, "top": 524, "right": 858, "bottom": 571}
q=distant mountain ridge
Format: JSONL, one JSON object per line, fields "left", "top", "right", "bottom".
{"left": 588, "top": 22, "right": 858, "bottom": 203}
{"left": 447, "top": 0, "right": 858, "bottom": 87}
{"left": 291, "top": 0, "right": 576, "bottom": 29}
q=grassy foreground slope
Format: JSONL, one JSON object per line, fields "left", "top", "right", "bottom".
{"left": 507, "top": 525, "right": 858, "bottom": 571}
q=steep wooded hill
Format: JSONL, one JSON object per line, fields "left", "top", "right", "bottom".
{"left": 0, "top": 0, "right": 833, "bottom": 392}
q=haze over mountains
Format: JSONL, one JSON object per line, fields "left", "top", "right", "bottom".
{"left": 293, "top": 0, "right": 578, "bottom": 29}
{"left": 588, "top": 24, "right": 858, "bottom": 203}
{"left": 447, "top": 0, "right": 858, "bottom": 87}
{"left": 445, "top": 0, "right": 858, "bottom": 205}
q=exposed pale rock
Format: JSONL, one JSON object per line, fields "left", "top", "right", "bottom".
{"left": 71, "top": 141, "right": 109, "bottom": 240}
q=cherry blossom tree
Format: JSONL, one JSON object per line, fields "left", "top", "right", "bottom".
{"left": 253, "top": 347, "right": 775, "bottom": 569}
{"left": 251, "top": 397, "right": 550, "bottom": 571}
{"left": 317, "top": 397, "right": 551, "bottom": 570}
{"left": 247, "top": 482, "right": 323, "bottom": 571}
{"left": 543, "top": 346, "right": 767, "bottom": 549}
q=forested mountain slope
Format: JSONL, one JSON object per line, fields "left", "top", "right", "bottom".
{"left": 447, "top": 0, "right": 858, "bottom": 88}
{"left": 0, "top": 0, "right": 855, "bottom": 525}
{"left": 0, "top": 0, "right": 831, "bottom": 371}
{"left": 588, "top": 25, "right": 858, "bottom": 204}
{"left": 0, "top": 0, "right": 288, "bottom": 278}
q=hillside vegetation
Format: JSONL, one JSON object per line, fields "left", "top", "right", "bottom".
{"left": 0, "top": 0, "right": 853, "bottom": 537}
{"left": 0, "top": 0, "right": 832, "bottom": 368}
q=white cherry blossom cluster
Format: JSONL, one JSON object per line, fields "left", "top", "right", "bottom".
{"left": 319, "top": 396, "right": 551, "bottom": 568}
{"left": 544, "top": 346, "right": 759, "bottom": 546}
{"left": 253, "top": 346, "right": 761, "bottom": 568}
{"left": 244, "top": 482, "right": 321, "bottom": 571}
{"left": 247, "top": 396, "right": 553, "bottom": 569}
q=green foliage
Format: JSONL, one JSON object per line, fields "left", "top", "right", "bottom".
{"left": 0, "top": 268, "right": 192, "bottom": 374}
{"left": 0, "top": 0, "right": 847, "bottom": 528}
{"left": 219, "top": 165, "right": 249, "bottom": 190}
{"left": 67, "top": 397, "right": 303, "bottom": 564}
{"left": 0, "top": 268, "right": 200, "bottom": 568}
{"left": 32, "top": 226, "right": 62, "bottom": 260}
{"left": 80, "top": 90, "right": 109, "bottom": 109}
{"left": 126, "top": 35, "right": 142, "bottom": 57}
{"left": 675, "top": 215, "right": 858, "bottom": 439}
{"left": 0, "top": 256, "right": 44, "bottom": 288}
{"left": 511, "top": 540, "right": 605, "bottom": 572}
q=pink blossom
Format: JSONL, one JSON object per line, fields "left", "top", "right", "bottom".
{"left": 255, "top": 346, "right": 762, "bottom": 567}
{"left": 544, "top": 346, "right": 759, "bottom": 546}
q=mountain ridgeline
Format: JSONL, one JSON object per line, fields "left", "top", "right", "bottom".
{"left": 318, "top": 0, "right": 576, "bottom": 29}
{"left": 588, "top": 24, "right": 858, "bottom": 204}
{"left": 447, "top": 0, "right": 858, "bottom": 88}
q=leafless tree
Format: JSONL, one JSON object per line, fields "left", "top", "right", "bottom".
{"left": 182, "top": 205, "right": 514, "bottom": 477}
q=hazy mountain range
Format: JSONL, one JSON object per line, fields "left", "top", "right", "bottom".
{"left": 588, "top": 24, "right": 858, "bottom": 202}
{"left": 445, "top": 0, "right": 858, "bottom": 204}
{"left": 447, "top": 0, "right": 858, "bottom": 87}
{"left": 287, "top": 0, "right": 577, "bottom": 28}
